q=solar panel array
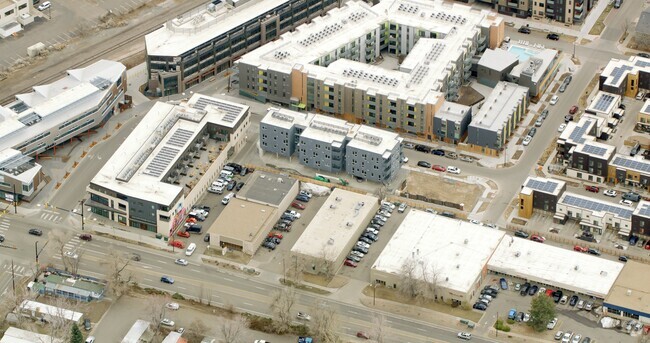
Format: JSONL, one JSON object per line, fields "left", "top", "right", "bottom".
{"left": 562, "top": 194, "right": 634, "bottom": 219}
{"left": 397, "top": 3, "right": 419, "bottom": 13}
{"left": 592, "top": 93, "right": 616, "bottom": 112}
{"left": 430, "top": 11, "right": 467, "bottom": 25}
{"left": 612, "top": 156, "right": 650, "bottom": 173}
{"left": 342, "top": 68, "right": 399, "bottom": 87}
{"left": 193, "top": 96, "right": 243, "bottom": 123}
{"left": 10, "top": 102, "right": 29, "bottom": 113}
{"left": 567, "top": 119, "right": 593, "bottom": 144}
{"left": 167, "top": 128, "right": 194, "bottom": 148}
{"left": 298, "top": 23, "right": 344, "bottom": 47}
{"left": 609, "top": 65, "right": 633, "bottom": 85}
{"left": 143, "top": 146, "right": 180, "bottom": 177}
{"left": 525, "top": 178, "right": 559, "bottom": 194}
{"left": 580, "top": 144, "right": 609, "bottom": 157}
{"left": 635, "top": 59, "right": 650, "bottom": 68}
{"left": 644, "top": 102, "right": 650, "bottom": 114}
{"left": 637, "top": 203, "right": 650, "bottom": 217}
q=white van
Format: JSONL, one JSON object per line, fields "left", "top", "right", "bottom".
{"left": 219, "top": 170, "right": 234, "bottom": 179}
{"left": 185, "top": 243, "right": 196, "bottom": 256}
{"left": 84, "top": 337, "right": 95, "bottom": 343}
{"left": 222, "top": 193, "right": 234, "bottom": 205}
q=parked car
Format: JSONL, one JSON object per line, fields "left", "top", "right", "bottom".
{"left": 604, "top": 189, "right": 618, "bottom": 197}
{"left": 432, "top": 164, "right": 446, "bottom": 172}
{"left": 558, "top": 123, "right": 567, "bottom": 132}
{"left": 523, "top": 136, "right": 532, "bottom": 146}
{"left": 165, "top": 302, "right": 180, "bottom": 311}
{"left": 547, "top": 317, "right": 558, "bottom": 330}
{"left": 79, "top": 234, "right": 92, "bottom": 241}
{"left": 37, "top": 1, "right": 51, "bottom": 11}
{"left": 552, "top": 290, "right": 563, "bottom": 303}
{"left": 500, "top": 278, "right": 508, "bottom": 290}
{"left": 177, "top": 231, "right": 190, "bottom": 238}
{"left": 535, "top": 117, "right": 544, "bottom": 127}
{"left": 161, "top": 319, "right": 175, "bottom": 327}
{"left": 531, "top": 234, "right": 546, "bottom": 243}
{"left": 508, "top": 309, "right": 517, "bottom": 320}
{"left": 447, "top": 166, "right": 461, "bottom": 174}
{"left": 555, "top": 331, "right": 565, "bottom": 340}
{"left": 574, "top": 245, "right": 588, "bottom": 252}
{"left": 528, "top": 127, "right": 537, "bottom": 137}
{"left": 356, "top": 332, "right": 370, "bottom": 339}
{"left": 587, "top": 248, "right": 601, "bottom": 256}
{"left": 540, "top": 109, "right": 549, "bottom": 120}
{"left": 417, "top": 161, "right": 432, "bottom": 168}
{"left": 584, "top": 301, "right": 593, "bottom": 311}
{"left": 415, "top": 145, "right": 431, "bottom": 153}
{"left": 518, "top": 26, "right": 531, "bottom": 34}
{"left": 291, "top": 201, "right": 306, "bottom": 210}
{"left": 564, "top": 114, "right": 574, "bottom": 122}
{"left": 619, "top": 255, "right": 628, "bottom": 262}
{"left": 514, "top": 230, "right": 529, "bottom": 238}
{"left": 569, "top": 105, "right": 579, "bottom": 114}
{"left": 262, "top": 241, "right": 276, "bottom": 250}
{"left": 473, "top": 302, "right": 487, "bottom": 311}
{"left": 569, "top": 295, "right": 579, "bottom": 306}
{"left": 347, "top": 254, "right": 361, "bottom": 263}
{"left": 620, "top": 199, "right": 633, "bottom": 207}
{"left": 83, "top": 318, "right": 91, "bottom": 331}
{"left": 576, "top": 300, "right": 585, "bottom": 309}
{"left": 398, "top": 203, "right": 407, "bottom": 213}
{"left": 585, "top": 185, "right": 599, "bottom": 193}
{"left": 169, "top": 241, "right": 184, "bottom": 249}
{"left": 236, "top": 182, "right": 245, "bottom": 191}
{"left": 550, "top": 95, "right": 559, "bottom": 105}
{"left": 431, "top": 149, "right": 445, "bottom": 156}
{"left": 546, "top": 33, "right": 560, "bottom": 40}
{"left": 295, "top": 195, "right": 310, "bottom": 202}
{"left": 457, "top": 332, "right": 472, "bottom": 340}
{"left": 528, "top": 285, "right": 539, "bottom": 296}
{"left": 344, "top": 259, "right": 358, "bottom": 267}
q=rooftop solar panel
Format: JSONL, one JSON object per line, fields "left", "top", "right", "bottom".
{"left": 167, "top": 128, "right": 194, "bottom": 148}
{"left": 610, "top": 65, "right": 633, "bottom": 85}
{"left": 644, "top": 103, "right": 650, "bottom": 114}
{"left": 143, "top": 146, "right": 180, "bottom": 177}
{"left": 635, "top": 60, "right": 650, "bottom": 68}
{"left": 561, "top": 194, "right": 633, "bottom": 219}
{"left": 580, "top": 144, "right": 608, "bottom": 157}
{"left": 567, "top": 119, "right": 593, "bottom": 144}
{"left": 593, "top": 93, "right": 615, "bottom": 112}
{"left": 525, "top": 179, "right": 559, "bottom": 194}
{"left": 612, "top": 156, "right": 650, "bottom": 173}
{"left": 637, "top": 204, "right": 650, "bottom": 217}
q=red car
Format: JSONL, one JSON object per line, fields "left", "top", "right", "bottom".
{"left": 585, "top": 185, "right": 599, "bottom": 193}
{"left": 432, "top": 165, "right": 446, "bottom": 172}
{"left": 545, "top": 289, "right": 554, "bottom": 297}
{"left": 530, "top": 235, "right": 546, "bottom": 243}
{"left": 79, "top": 234, "right": 92, "bottom": 241}
{"left": 177, "top": 231, "right": 190, "bottom": 238}
{"left": 646, "top": 243, "right": 650, "bottom": 250}
{"left": 573, "top": 245, "right": 588, "bottom": 252}
{"left": 186, "top": 217, "right": 197, "bottom": 223}
{"left": 344, "top": 259, "right": 358, "bottom": 267}
{"left": 291, "top": 201, "right": 306, "bottom": 210}
{"left": 169, "top": 240, "right": 185, "bottom": 249}
{"left": 268, "top": 232, "right": 283, "bottom": 239}
{"left": 569, "top": 105, "right": 579, "bottom": 114}
{"left": 356, "top": 332, "right": 370, "bottom": 339}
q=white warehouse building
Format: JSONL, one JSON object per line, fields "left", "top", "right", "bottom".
{"left": 371, "top": 210, "right": 506, "bottom": 305}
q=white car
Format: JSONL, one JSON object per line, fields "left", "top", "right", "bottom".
{"left": 604, "top": 189, "right": 618, "bottom": 197}
{"left": 166, "top": 302, "right": 180, "bottom": 310}
{"left": 538, "top": 287, "right": 546, "bottom": 295}
{"left": 637, "top": 91, "right": 646, "bottom": 100}
{"left": 365, "top": 228, "right": 379, "bottom": 235}
{"left": 550, "top": 95, "right": 559, "bottom": 105}
{"left": 398, "top": 203, "right": 407, "bottom": 213}
{"left": 374, "top": 215, "right": 388, "bottom": 222}
{"left": 457, "top": 332, "right": 472, "bottom": 340}
{"left": 561, "top": 332, "right": 572, "bottom": 343}
{"left": 356, "top": 241, "right": 370, "bottom": 249}
{"left": 446, "top": 166, "right": 461, "bottom": 174}
{"left": 401, "top": 156, "right": 409, "bottom": 163}
{"left": 185, "top": 243, "right": 196, "bottom": 256}
{"left": 571, "top": 334, "right": 582, "bottom": 343}
{"left": 377, "top": 210, "right": 392, "bottom": 218}
{"left": 469, "top": 219, "right": 481, "bottom": 225}
{"left": 284, "top": 210, "right": 301, "bottom": 219}
{"left": 297, "top": 312, "right": 311, "bottom": 321}
{"left": 381, "top": 201, "right": 396, "bottom": 209}
{"left": 523, "top": 313, "right": 530, "bottom": 322}
{"left": 37, "top": 1, "right": 51, "bottom": 11}
{"left": 175, "top": 258, "right": 189, "bottom": 266}
{"left": 161, "top": 319, "right": 175, "bottom": 327}
{"left": 547, "top": 317, "right": 558, "bottom": 330}
{"left": 523, "top": 135, "right": 532, "bottom": 146}
{"left": 558, "top": 123, "right": 567, "bottom": 132}
{"left": 63, "top": 251, "right": 78, "bottom": 259}
{"left": 620, "top": 199, "right": 633, "bottom": 207}
{"left": 299, "top": 190, "right": 312, "bottom": 199}
{"left": 350, "top": 250, "right": 365, "bottom": 258}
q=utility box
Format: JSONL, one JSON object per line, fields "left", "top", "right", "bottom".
{"left": 27, "top": 42, "right": 46, "bottom": 57}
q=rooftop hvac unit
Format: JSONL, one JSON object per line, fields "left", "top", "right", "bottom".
{"left": 330, "top": 204, "right": 336, "bottom": 209}
{"left": 574, "top": 265, "right": 579, "bottom": 271}
{"left": 346, "top": 222, "right": 353, "bottom": 227}
{"left": 514, "top": 251, "right": 520, "bottom": 257}
{"left": 463, "top": 239, "right": 468, "bottom": 244}
{"left": 626, "top": 290, "right": 632, "bottom": 296}
{"left": 327, "top": 238, "right": 334, "bottom": 245}
{"left": 336, "top": 197, "right": 342, "bottom": 201}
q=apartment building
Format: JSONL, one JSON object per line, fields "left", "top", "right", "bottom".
{"left": 506, "top": 47, "right": 560, "bottom": 98}
{"left": 493, "top": 0, "right": 590, "bottom": 24}
{"left": 238, "top": 0, "right": 504, "bottom": 141}
{"left": 0, "top": 0, "right": 33, "bottom": 38}
{"left": 144, "top": 0, "right": 338, "bottom": 96}
{"left": 465, "top": 81, "right": 529, "bottom": 156}
{"left": 555, "top": 192, "right": 633, "bottom": 235}
{"left": 433, "top": 102, "right": 472, "bottom": 144}
{"left": 518, "top": 176, "right": 566, "bottom": 218}
{"left": 0, "top": 60, "right": 125, "bottom": 201}
{"left": 599, "top": 56, "right": 650, "bottom": 98}
{"left": 638, "top": 100, "right": 650, "bottom": 132}
{"left": 496, "top": 0, "right": 530, "bottom": 18}
{"left": 88, "top": 94, "right": 250, "bottom": 234}
{"left": 260, "top": 107, "right": 403, "bottom": 182}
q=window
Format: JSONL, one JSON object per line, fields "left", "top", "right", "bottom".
{"left": 5, "top": 9, "right": 14, "bottom": 16}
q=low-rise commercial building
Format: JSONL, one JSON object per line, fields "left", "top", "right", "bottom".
{"left": 0, "top": 0, "right": 33, "bottom": 38}
{"left": 260, "top": 108, "right": 403, "bottom": 182}
{"left": 291, "top": 188, "right": 378, "bottom": 275}
{"left": 604, "top": 261, "right": 650, "bottom": 323}
{"left": 488, "top": 235, "right": 624, "bottom": 299}
{"left": 88, "top": 94, "right": 249, "bottom": 235}
{"left": 29, "top": 274, "right": 105, "bottom": 302}
{"left": 518, "top": 176, "right": 566, "bottom": 219}
{"left": 464, "top": 81, "right": 529, "bottom": 156}
{"left": 555, "top": 192, "right": 633, "bottom": 235}
{"left": 18, "top": 300, "right": 83, "bottom": 324}
{"left": 144, "top": 0, "right": 338, "bottom": 96}
{"left": 599, "top": 56, "right": 650, "bottom": 98}
{"left": 0, "top": 59, "right": 126, "bottom": 201}
{"left": 1, "top": 327, "right": 62, "bottom": 343}
{"left": 208, "top": 171, "right": 299, "bottom": 254}
{"left": 371, "top": 210, "right": 505, "bottom": 305}
{"left": 238, "top": 0, "right": 504, "bottom": 140}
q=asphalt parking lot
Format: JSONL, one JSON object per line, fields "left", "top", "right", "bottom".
{"left": 476, "top": 275, "right": 636, "bottom": 343}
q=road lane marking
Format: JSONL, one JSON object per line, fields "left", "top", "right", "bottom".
{"left": 255, "top": 286, "right": 264, "bottom": 290}
{"left": 143, "top": 278, "right": 153, "bottom": 282}
{"left": 348, "top": 310, "right": 359, "bottom": 315}
{"left": 243, "top": 302, "right": 253, "bottom": 306}
{"left": 157, "top": 260, "right": 167, "bottom": 264}
{"left": 223, "top": 277, "right": 233, "bottom": 281}
{"left": 191, "top": 269, "right": 201, "bottom": 273}
{"left": 177, "top": 286, "right": 187, "bottom": 290}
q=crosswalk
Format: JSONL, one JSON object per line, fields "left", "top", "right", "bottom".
{"left": 0, "top": 263, "right": 28, "bottom": 276}
{"left": 0, "top": 218, "right": 9, "bottom": 235}
{"left": 52, "top": 236, "right": 85, "bottom": 261}
{"left": 40, "top": 210, "right": 62, "bottom": 223}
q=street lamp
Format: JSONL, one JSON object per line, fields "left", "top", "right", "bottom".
{"left": 80, "top": 199, "right": 85, "bottom": 231}
{"left": 371, "top": 282, "right": 378, "bottom": 306}
{"left": 35, "top": 240, "right": 48, "bottom": 264}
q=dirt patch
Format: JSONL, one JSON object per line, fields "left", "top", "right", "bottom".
{"left": 280, "top": 279, "right": 331, "bottom": 295}
{"left": 362, "top": 286, "right": 482, "bottom": 323}
{"left": 579, "top": 38, "right": 592, "bottom": 45}
{"left": 503, "top": 198, "right": 519, "bottom": 222}
{"left": 204, "top": 247, "right": 251, "bottom": 265}
{"left": 457, "top": 85, "right": 486, "bottom": 107}
{"left": 477, "top": 202, "right": 490, "bottom": 213}
{"left": 579, "top": 74, "right": 600, "bottom": 109}
{"left": 511, "top": 150, "right": 523, "bottom": 160}
{"left": 536, "top": 140, "right": 557, "bottom": 166}
{"left": 589, "top": 4, "right": 613, "bottom": 35}
{"left": 404, "top": 172, "right": 483, "bottom": 210}
{"left": 511, "top": 218, "right": 527, "bottom": 226}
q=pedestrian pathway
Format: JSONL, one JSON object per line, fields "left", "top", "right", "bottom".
{"left": 39, "top": 209, "right": 63, "bottom": 223}
{"left": 0, "top": 218, "right": 9, "bottom": 235}
{"left": 0, "top": 263, "right": 27, "bottom": 276}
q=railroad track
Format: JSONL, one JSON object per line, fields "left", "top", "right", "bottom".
{"left": 0, "top": 0, "right": 206, "bottom": 105}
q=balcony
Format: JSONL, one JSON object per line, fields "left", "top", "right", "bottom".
{"left": 507, "top": 0, "right": 518, "bottom": 8}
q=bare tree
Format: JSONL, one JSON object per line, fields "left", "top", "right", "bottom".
{"left": 372, "top": 314, "right": 387, "bottom": 343}
{"left": 398, "top": 257, "right": 420, "bottom": 299}
{"left": 397, "top": 257, "right": 439, "bottom": 303}
{"left": 44, "top": 298, "right": 83, "bottom": 343}
{"left": 270, "top": 286, "right": 296, "bottom": 334}
{"left": 50, "top": 231, "right": 70, "bottom": 272}
{"left": 147, "top": 295, "right": 170, "bottom": 337}
{"left": 318, "top": 246, "right": 336, "bottom": 280}
{"left": 283, "top": 252, "right": 305, "bottom": 284}
{"left": 311, "top": 303, "right": 339, "bottom": 343}
{"left": 2, "top": 286, "right": 38, "bottom": 330}
{"left": 419, "top": 260, "right": 440, "bottom": 301}
{"left": 220, "top": 315, "right": 247, "bottom": 343}
{"left": 103, "top": 251, "right": 132, "bottom": 297}
{"left": 67, "top": 249, "right": 84, "bottom": 276}
{"left": 187, "top": 319, "right": 209, "bottom": 343}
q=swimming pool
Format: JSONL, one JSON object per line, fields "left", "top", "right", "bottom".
{"left": 508, "top": 45, "right": 539, "bottom": 62}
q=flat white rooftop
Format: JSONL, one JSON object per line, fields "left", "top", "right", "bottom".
{"left": 601, "top": 55, "right": 650, "bottom": 88}
{"left": 145, "top": 0, "right": 292, "bottom": 57}
{"left": 300, "top": 115, "right": 356, "bottom": 145}
{"left": 91, "top": 94, "right": 248, "bottom": 205}
{"left": 239, "top": 0, "right": 502, "bottom": 105}
{"left": 291, "top": 188, "right": 378, "bottom": 261}
{"left": 19, "top": 300, "right": 82, "bottom": 322}
{"left": 488, "top": 235, "right": 624, "bottom": 298}
{"left": 372, "top": 210, "right": 505, "bottom": 295}
{"left": 478, "top": 48, "right": 519, "bottom": 71}
{"left": 0, "top": 59, "right": 125, "bottom": 151}
{"left": 642, "top": 99, "right": 650, "bottom": 115}
{"left": 346, "top": 124, "right": 402, "bottom": 156}
{"left": 261, "top": 107, "right": 314, "bottom": 130}
{"left": 1, "top": 327, "right": 62, "bottom": 343}
{"left": 509, "top": 48, "right": 557, "bottom": 83}
{"left": 433, "top": 101, "right": 471, "bottom": 123}
{"left": 557, "top": 114, "right": 600, "bottom": 146}
{"left": 586, "top": 91, "right": 620, "bottom": 116}
{"left": 470, "top": 81, "right": 528, "bottom": 132}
